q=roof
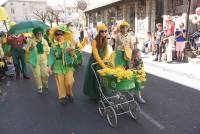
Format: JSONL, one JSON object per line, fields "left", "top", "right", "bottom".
{"left": 85, "top": 0, "right": 121, "bottom": 12}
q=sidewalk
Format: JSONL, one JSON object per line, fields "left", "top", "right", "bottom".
{"left": 142, "top": 54, "right": 200, "bottom": 90}
{"left": 82, "top": 45, "right": 200, "bottom": 90}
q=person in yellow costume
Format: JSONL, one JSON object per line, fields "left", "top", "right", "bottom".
{"left": 112, "top": 21, "right": 135, "bottom": 68}
{"left": 83, "top": 23, "right": 110, "bottom": 99}
{"left": 26, "top": 27, "right": 50, "bottom": 94}
{"left": 48, "top": 25, "right": 75, "bottom": 105}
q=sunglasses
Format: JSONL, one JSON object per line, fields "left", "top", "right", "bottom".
{"left": 99, "top": 30, "right": 107, "bottom": 33}
{"left": 55, "top": 31, "right": 64, "bottom": 36}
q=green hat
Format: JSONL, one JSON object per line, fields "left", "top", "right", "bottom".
{"left": 32, "top": 27, "right": 44, "bottom": 36}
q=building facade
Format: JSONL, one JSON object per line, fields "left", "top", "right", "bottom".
{"left": 85, "top": 0, "right": 199, "bottom": 42}
{"left": 2, "top": 0, "right": 47, "bottom": 22}
{"left": 85, "top": 0, "right": 158, "bottom": 43}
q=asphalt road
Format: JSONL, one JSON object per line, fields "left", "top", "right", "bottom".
{"left": 0, "top": 52, "right": 200, "bottom": 134}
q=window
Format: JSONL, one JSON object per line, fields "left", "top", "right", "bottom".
{"left": 11, "top": 8, "right": 15, "bottom": 14}
{"left": 10, "top": 2, "right": 13, "bottom": 5}
{"left": 23, "top": 2, "right": 26, "bottom": 6}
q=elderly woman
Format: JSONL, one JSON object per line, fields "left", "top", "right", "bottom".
{"left": 48, "top": 25, "right": 75, "bottom": 105}
{"left": 27, "top": 27, "right": 50, "bottom": 94}
{"left": 83, "top": 24, "right": 109, "bottom": 99}
{"left": 114, "top": 21, "right": 135, "bottom": 68}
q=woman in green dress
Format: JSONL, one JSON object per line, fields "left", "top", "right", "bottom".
{"left": 83, "top": 24, "right": 109, "bottom": 99}
{"left": 114, "top": 21, "right": 135, "bottom": 68}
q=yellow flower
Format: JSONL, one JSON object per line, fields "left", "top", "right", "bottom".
{"left": 98, "top": 67, "right": 134, "bottom": 81}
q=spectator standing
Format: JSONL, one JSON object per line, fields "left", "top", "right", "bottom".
{"left": 175, "top": 23, "right": 186, "bottom": 62}
{"left": 165, "top": 16, "right": 175, "bottom": 63}
{"left": 154, "top": 23, "right": 164, "bottom": 61}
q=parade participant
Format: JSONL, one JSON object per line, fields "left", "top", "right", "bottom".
{"left": 66, "top": 22, "right": 88, "bottom": 66}
{"left": 83, "top": 23, "right": 109, "bottom": 99}
{"left": 66, "top": 22, "right": 88, "bottom": 50}
{"left": 7, "top": 34, "right": 30, "bottom": 79}
{"left": 114, "top": 21, "right": 135, "bottom": 68}
{"left": 26, "top": 27, "right": 50, "bottom": 94}
{"left": 111, "top": 27, "right": 118, "bottom": 50}
{"left": 154, "top": 23, "right": 165, "bottom": 61}
{"left": 165, "top": 16, "right": 175, "bottom": 63}
{"left": 175, "top": 23, "right": 186, "bottom": 62}
{"left": 129, "top": 49, "right": 146, "bottom": 104}
{"left": 48, "top": 25, "right": 75, "bottom": 105}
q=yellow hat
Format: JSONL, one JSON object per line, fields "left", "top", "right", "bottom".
{"left": 49, "top": 25, "right": 73, "bottom": 42}
{"left": 96, "top": 24, "right": 107, "bottom": 33}
{"left": 119, "top": 21, "right": 129, "bottom": 27}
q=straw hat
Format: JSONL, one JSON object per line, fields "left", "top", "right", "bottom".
{"left": 49, "top": 25, "right": 73, "bottom": 42}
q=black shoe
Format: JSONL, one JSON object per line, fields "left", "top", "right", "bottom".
{"left": 60, "top": 97, "right": 67, "bottom": 105}
{"left": 68, "top": 96, "right": 74, "bottom": 103}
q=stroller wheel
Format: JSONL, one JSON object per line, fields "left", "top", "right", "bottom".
{"left": 106, "top": 106, "right": 117, "bottom": 127}
{"left": 98, "top": 100, "right": 106, "bottom": 117}
{"left": 129, "top": 100, "right": 140, "bottom": 120}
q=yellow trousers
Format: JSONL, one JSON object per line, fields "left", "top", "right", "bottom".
{"left": 32, "top": 55, "right": 49, "bottom": 89}
{"left": 55, "top": 71, "right": 74, "bottom": 99}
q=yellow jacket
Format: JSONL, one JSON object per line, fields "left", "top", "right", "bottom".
{"left": 91, "top": 40, "right": 109, "bottom": 68}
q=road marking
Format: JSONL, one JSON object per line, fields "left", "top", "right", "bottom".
{"left": 140, "top": 109, "right": 165, "bottom": 130}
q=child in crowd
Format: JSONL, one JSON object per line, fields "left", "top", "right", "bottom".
{"left": 129, "top": 49, "right": 146, "bottom": 104}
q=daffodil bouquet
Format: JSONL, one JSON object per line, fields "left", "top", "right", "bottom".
{"left": 132, "top": 67, "right": 146, "bottom": 83}
{"left": 97, "top": 67, "right": 134, "bottom": 82}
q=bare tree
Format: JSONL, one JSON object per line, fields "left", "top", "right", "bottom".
{"left": 46, "top": 7, "right": 62, "bottom": 26}
{"left": 46, "top": 8, "right": 54, "bottom": 28}
{"left": 33, "top": 8, "right": 48, "bottom": 23}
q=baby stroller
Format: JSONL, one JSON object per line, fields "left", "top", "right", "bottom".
{"left": 4, "top": 58, "right": 15, "bottom": 80}
{"left": 91, "top": 62, "right": 140, "bottom": 128}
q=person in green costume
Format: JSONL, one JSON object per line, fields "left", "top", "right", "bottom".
{"left": 83, "top": 23, "right": 110, "bottom": 99}
{"left": 26, "top": 27, "right": 50, "bottom": 94}
{"left": 129, "top": 49, "right": 146, "bottom": 104}
{"left": 48, "top": 25, "right": 75, "bottom": 105}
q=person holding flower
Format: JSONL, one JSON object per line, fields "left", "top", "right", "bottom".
{"left": 48, "top": 26, "right": 75, "bottom": 105}
{"left": 129, "top": 49, "right": 146, "bottom": 104}
{"left": 83, "top": 23, "right": 109, "bottom": 99}
{"left": 26, "top": 27, "right": 50, "bottom": 94}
